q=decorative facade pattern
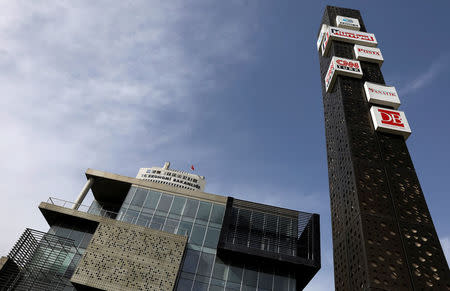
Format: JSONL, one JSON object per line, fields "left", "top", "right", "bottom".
{"left": 71, "top": 220, "right": 187, "bottom": 291}
{"left": 318, "top": 6, "right": 449, "bottom": 290}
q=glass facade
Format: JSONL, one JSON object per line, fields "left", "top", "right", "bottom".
{"left": 115, "top": 186, "right": 296, "bottom": 291}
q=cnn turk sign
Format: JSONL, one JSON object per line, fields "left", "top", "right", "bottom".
{"left": 370, "top": 106, "right": 411, "bottom": 139}
{"left": 322, "top": 27, "right": 377, "bottom": 56}
{"left": 354, "top": 45, "right": 383, "bottom": 65}
{"left": 324, "top": 57, "right": 363, "bottom": 92}
{"left": 336, "top": 15, "right": 361, "bottom": 31}
{"left": 364, "top": 82, "right": 400, "bottom": 109}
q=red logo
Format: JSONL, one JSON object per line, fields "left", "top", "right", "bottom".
{"left": 378, "top": 109, "right": 404, "bottom": 127}
{"left": 336, "top": 59, "right": 359, "bottom": 69}
{"left": 358, "top": 48, "right": 381, "bottom": 56}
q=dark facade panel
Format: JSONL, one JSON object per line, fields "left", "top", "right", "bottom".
{"left": 218, "top": 198, "right": 320, "bottom": 290}
{"left": 318, "top": 5, "right": 450, "bottom": 290}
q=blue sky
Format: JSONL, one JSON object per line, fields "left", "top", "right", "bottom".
{"left": 0, "top": 1, "right": 449, "bottom": 290}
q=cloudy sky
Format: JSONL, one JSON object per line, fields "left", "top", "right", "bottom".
{"left": 0, "top": 1, "right": 449, "bottom": 290}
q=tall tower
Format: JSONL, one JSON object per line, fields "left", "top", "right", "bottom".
{"left": 317, "top": 6, "right": 449, "bottom": 290}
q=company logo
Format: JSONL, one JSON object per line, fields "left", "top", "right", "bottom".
{"left": 358, "top": 47, "right": 381, "bottom": 56}
{"left": 342, "top": 18, "right": 353, "bottom": 23}
{"left": 378, "top": 108, "right": 405, "bottom": 127}
{"left": 368, "top": 87, "right": 396, "bottom": 97}
{"left": 331, "top": 28, "right": 375, "bottom": 42}
{"left": 325, "top": 61, "right": 335, "bottom": 90}
{"left": 336, "top": 15, "right": 360, "bottom": 31}
{"left": 336, "top": 59, "right": 360, "bottom": 72}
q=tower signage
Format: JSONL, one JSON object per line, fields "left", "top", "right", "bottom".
{"left": 354, "top": 44, "right": 384, "bottom": 65}
{"left": 370, "top": 106, "right": 411, "bottom": 139}
{"left": 317, "top": 24, "right": 328, "bottom": 52}
{"left": 336, "top": 15, "right": 361, "bottom": 30}
{"left": 364, "top": 82, "right": 400, "bottom": 109}
{"left": 325, "top": 57, "right": 362, "bottom": 92}
{"left": 322, "top": 27, "right": 377, "bottom": 56}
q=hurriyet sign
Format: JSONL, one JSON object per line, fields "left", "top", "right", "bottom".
{"left": 354, "top": 44, "right": 383, "bottom": 65}
{"left": 322, "top": 27, "right": 377, "bottom": 56}
{"left": 364, "top": 82, "right": 400, "bottom": 109}
{"left": 325, "top": 57, "right": 363, "bottom": 92}
{"left": 336, "top": 15, "right": 361, "bottom": 31}
{"left": 370, "top": 106, "right": 411, "bottom": 139}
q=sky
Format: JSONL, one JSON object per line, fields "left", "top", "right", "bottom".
{"left": 0, "top": 1, "right": 449, "bottom": 290}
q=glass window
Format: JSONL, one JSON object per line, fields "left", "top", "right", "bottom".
{"left": 196, "top": 252, "right": 215, "bottom": 277}
{"left": 182, "top": 250, "right": 200, "bottom": 273}
{"left": 176, "top": 278, "right": 193, "bottom": 291}
{"left": 196, "top": 202, "right": 212, "bottom": 222}
{"left": 204, "top": 227, "right": 221, "bottom": 249}
{"left": 258, "top": 269, "right": 273, "bottom": 291}
{"left": 79, "top": 233, "right": 93, "bottom": 249}
{"left": 54, "top": 226, "right": 71, "bottom": 238}
{"left": 190, "top": 225, "right": 206, "bottom": 246}
{"left": 68, "top": 230, "right": 84, "bottom": 246}
{"left": 156, "top": 194, "right": 173, "bottom": 214}
{"left": 212, "top": 257, "right": 227, "bottom": 280}
{"left": 192, "top": 280, "right": 209, "bottom": 291}
{"left": 130, "top": 188, "right": 148, "bottom": 207}
{"left": 227, "top": 265, "right": 243, "bottom": 284}
{"left": 123, "top": 209, "right": 139, "bottom": 224}
{"left": 123, "top": 186, "right": 136, "bottom": 205}
{"left": 163, "top": 218, "right": 179, "bottom": 234}
{"left": 143, "top": 190, "right": 161, "bottom": 210}
{"left": 136, "top": 214, "right": 151, "bottom": 227}
{"left": 243, "top": 265, "right": 258, "bottom": 287}
{"left": 170, "top": 196, "right": 186, "bottom": 216}
{"left": 274, "top": 274, "right": 289, "bottom": 290}
{"left": 178, "top": 221, "right": 193, "bottom": 237}
{"left": 210, "top": 204, "right": 225, "bottom": 226}
{"left": 150, "top": 216, "right": 165, "bottom": 231}
{"left": 183, "top": 199, "right": 199, "bottom": 218}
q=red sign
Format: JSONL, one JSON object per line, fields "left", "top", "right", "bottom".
{"left": 378, "top": 108, "right": 405, "bottom": 127}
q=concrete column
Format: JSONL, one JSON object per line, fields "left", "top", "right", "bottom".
{"left": 72, "top": 177, "right": 95, "bottom": 210}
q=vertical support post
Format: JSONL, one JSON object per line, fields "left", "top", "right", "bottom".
{"left": 72, "top": 177, "right": 95, "bottom": 210}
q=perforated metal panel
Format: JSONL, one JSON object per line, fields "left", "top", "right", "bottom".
{"left": 71, "top": 220, "right": 187, "bottom": 291}
{"left": 318, "top": 6, "right": 450, "bottom": 290}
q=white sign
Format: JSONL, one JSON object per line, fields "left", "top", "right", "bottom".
{"left": 364, "top": 82, "right": 400, "bottom": 109}
{"left": 370, "top": 106, "right": 411, "bottom": 139}
{"left": 324, "top": 57, "right": 363, "bottom": 92}
{"left": 317, "top": 24, "right": 328, "bottom": 52}
{"left": 322, "top": 27, "right": 377, "bottom": 56}
{"left": 354, "top": 45, "right": 383, "bottom": 65}
{"left": 336, "top": 15, "right": 361, "bottom": 31}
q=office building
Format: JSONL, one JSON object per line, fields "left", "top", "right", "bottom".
{"left": 0, "top": 165, "right": 320, "bottom": 290}
{"left": 317, "top": 5, "right": 449, "bottom": 290}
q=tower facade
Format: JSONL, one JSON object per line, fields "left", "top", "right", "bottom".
{"left": 317, "top": 6, "right": 449, "bottom": 290}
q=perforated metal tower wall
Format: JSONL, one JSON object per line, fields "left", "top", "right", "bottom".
{"left": 318, "top": 6, "right": 449, "bottom": 291}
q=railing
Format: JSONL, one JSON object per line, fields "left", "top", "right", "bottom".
{"left": 46, "top": 197, "right": 118, "bottom": 219}
{"left": 45, "top": 197, "right": 188, "bottom": 237}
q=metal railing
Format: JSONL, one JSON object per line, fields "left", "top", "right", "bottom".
{"left": 45, "top": 197, "right": 188, "bottom": 237}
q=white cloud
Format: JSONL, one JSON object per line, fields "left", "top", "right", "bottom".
{"left": 399, "top": 53, "right": 450, "bottom": 97}
{"left": 0, "top": 1, "right": 258, "bottom": 254}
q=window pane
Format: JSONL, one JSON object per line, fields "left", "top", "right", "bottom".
{"left": 210, "top": 204, "right": 225, "bottom": 225}
{"left": 156, "top": 194, "right": 173, "bottom": 214}
{"left": 123, "top": 209, "right": 139, "bottom": 224}
{"left": 182, "top": 250, "right": 200, "bottom": 273}
{"left": 192, "top": 280, "right": 209, "bottom": 291}
{"left": 204, "top": 227, "right": 220, "bottom": 249}
{"left": 274, "top": 274, "right": 289, "bottom": 290}
{"left": 212, "top": 257, "right": 227, "bottom": 280}
{"left": 189, "top": 225, "right": 206, "bottom": 246}
{"left": 196, "top": 202, "right": 212, "bottom": 222}
{"left": 136, "top": 214, "right": 151, "bottom": 227}
{"left": 176, "top": 278, "right": 193, "bottom": 291}
{"left": 68, "top": 230, "right": 84, "bottom": 246}
{"left": 163, "top": 218, "right": 179, "bottom": 234}
{"left": 227, "top": 265, "right": 243, "bottom": 284}
{"left": 183, "top": 199, "right": 199, "bottom": 218}
{"left": 178, "top": 221, "right": 193, "bottom": 237}
{"left": 197, "top": 252, "right": 215, "bottom": 276}
{"left": 170, "top": 196, "right": 186, "bottom": 215}
{"left": 258, "top": 271, "right": 273, "bottom": 290}
{"left": 143, "top": 190, "right": 161, "bottom": 210}
{"left": 150, "top": 216, "right": 165, "bottom": 231}
{"left": 79, "top": 233, "right": 93, "bottom": 249}
{"left": 130, "top": 188, "right": 148, "bottom": 207}
{"left": 243, "top": 265, "right": 258, "bottom": 287}
{"left": 123, "top": 186, "right": 137, "bottom": 205}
